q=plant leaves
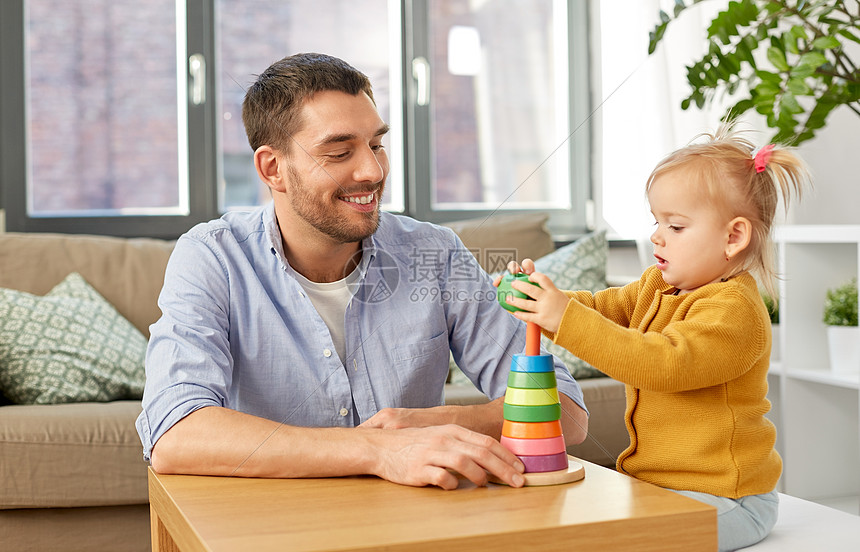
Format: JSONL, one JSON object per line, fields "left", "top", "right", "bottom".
{"left": 756, "top": 70, "right": 782, "bottom": 85}
{"left": 780, "top": 90, "right": 803, "bottom": 114}
{"left": 789, "top": 25, "right": 808, "bottom": 42}
{"left": 646, "top": 0, "right": 859, "bottom": 147}
{"left": 784, "top": 29, "right": 801, "bottom": 55}
{"left": 837, "top": 28, "right": 860, "bottom": 46}
{"left": 799, "top": 51, "right": 828, "bottom": 68}
{"left": 812, "top": 35, "right": 841, "bottom": 50}
{"left": 729, "top": 98, "right": 755, "bottom": 116}
{"left": 792, "top": 64, "right": 818, "bottom": 79}
{"left": 787, "top": 77, "right": 813, "bottom": 95}
{"left": 648, "top": 10, "right": 672, "bottom": 54}
{"left": 767, "top": 46, "right": 790, "bottom": 72}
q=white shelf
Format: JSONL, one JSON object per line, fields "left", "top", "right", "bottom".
{"left": 783, "top": 368, "right": 860, "bottom": 390}
{"left": 775, "top": 224, "right": 860, "bottom": 243}
{"left": 768, "top": 361, "right": 784, "bottom": 376}
{"left": 770, "top": 225, "right": 860, "bottom": 503}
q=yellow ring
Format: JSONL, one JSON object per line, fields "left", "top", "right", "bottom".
{"left": 504, "top": 386, "right": 559, "bottom": 406}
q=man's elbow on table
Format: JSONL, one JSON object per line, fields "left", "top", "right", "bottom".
{"left": 149, "top": 430, "right": 182, "bottom": 475}
{"left": 147, "top": 409, "right": 208, "bottom": 475}
{"left": 561, "top": 397, "right": 589, "bottom": 446}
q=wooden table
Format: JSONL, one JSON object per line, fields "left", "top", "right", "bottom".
{"left": 149, "top": 459, "right": 717, "bottom": 551}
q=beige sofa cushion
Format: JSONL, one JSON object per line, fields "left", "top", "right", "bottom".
{"left": 0, "top": 233, "right": 174, "bottom": 338}
{"left": 0, "top": 401, "right": 148, "bottom": 508}
{"left": 443, "top": 213, "right": 555, "bottom": 273}
{"left": 565, "top": 377, "right": 629, "bottom": 467}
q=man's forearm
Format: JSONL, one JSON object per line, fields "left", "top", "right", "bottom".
{"left": 150, "top": 406, "right": 377, "bottom": 478}
{"left": 149, "top": 404, "right": 528, "bottom": 490}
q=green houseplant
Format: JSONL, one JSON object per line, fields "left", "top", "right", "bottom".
{"left": 762, "top": 290, "right": 780, "bottom": 324}
{"left": 761, "top": 290, "right": 781, "bottom": 360}
{"left": 649, "top": 0, "right": 860, "bottom": 145}
{"left": 823, "top": 277, "right": 858, "bottom": 326}
{"left": 822, "top": 277, "right": 859, "bottom": 372}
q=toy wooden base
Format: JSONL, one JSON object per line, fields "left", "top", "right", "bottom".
{"left": 488, "top": 456, "right": 585, "bottom": 487}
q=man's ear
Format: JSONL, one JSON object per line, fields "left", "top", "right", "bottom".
{"left": 726, "top": 217, "right": 752, "bottom": 260}
{"left": 254, "top": 145, "right": 286, "bottom": 193}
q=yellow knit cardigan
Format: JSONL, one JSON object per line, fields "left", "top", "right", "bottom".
{"left": 549, "top": 265, "right": 782, "bottom": 498}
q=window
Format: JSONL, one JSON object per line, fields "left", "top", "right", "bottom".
{"left": 425, "top": 1, "right": 571, "bottom": 210}
{"left": 215, "top": 0, "right": 404, "bottom": 212}
{"left": 1, "top": 0, "right": 590, "bottom": 238}
{"left": 26, "top": 0, "right": 183, "bottom": 216}
{"left": 1, "top": 0, "right": 198, "bottom": 237}
{"left": 408, "top": 0, "right": 591, "bottom": 234}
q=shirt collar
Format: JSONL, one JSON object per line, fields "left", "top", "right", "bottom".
{"left": 263, "top": 202, "right": 287, "bottom": 260}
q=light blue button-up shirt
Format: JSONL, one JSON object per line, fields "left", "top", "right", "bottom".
{"left": 136, "top": 204, "right": 585, "bottom": 461}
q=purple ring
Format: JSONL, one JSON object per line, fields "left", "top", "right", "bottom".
{"left": 517, "top": 451, "right": 569, "bottom": 473}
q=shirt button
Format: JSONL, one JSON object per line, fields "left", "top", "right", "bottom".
{"left": 339, "top": 408, "right": 349, "bottom": 417}
{"left": 323, "top": 349, "right": 332, "bottom": 358}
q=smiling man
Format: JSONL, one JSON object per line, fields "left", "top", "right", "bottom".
{"left": 136, "top": 53, "right": 588, "bottom": 490}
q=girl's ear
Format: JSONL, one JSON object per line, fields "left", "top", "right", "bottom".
{"left": 725, "top": 217, "right": 752, "bottom": 260}
{"left": 254, "top": 145, "right": 286, "bottom": 193}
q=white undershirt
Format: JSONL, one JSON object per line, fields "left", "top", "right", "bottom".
{"left": 293, "top": 268, "right": 359, "bottom": 363}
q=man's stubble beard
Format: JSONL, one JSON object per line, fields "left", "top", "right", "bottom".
{"left": 286, "top": 164, "right": 384, "bottom": 244}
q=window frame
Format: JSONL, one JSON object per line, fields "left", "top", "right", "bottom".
{"left": 0, "top": 0, "right": 216, "bottom": 239}
{"left": 404, "top": 0, "right": 592, "bottom": 236}
{"left": 1, "top": 0, "right": 592, "bottom": 239}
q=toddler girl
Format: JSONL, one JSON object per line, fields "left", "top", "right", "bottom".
{"left": 502, "top": 121, "right": 811, "bottom": 551}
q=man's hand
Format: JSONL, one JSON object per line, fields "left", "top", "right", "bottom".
{"left": 366, "top": 424, "right": 525, "bottom": 490}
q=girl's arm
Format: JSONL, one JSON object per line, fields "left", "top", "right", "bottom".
{"left": 561, "top": 277, "right": 643, "bottom": 329}
{"left": 552, "top": 284, "right": 768, "bottom": 393}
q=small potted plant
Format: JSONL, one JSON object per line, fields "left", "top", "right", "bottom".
{"left": 761, "top": 291, "right": 780, "bottom": 362}
{"left": 823, "top": 278, "right": 859, "bottom": 374}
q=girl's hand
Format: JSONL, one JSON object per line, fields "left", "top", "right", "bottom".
{"left": 506, "top": 271, "right": 568, "bottom": 333}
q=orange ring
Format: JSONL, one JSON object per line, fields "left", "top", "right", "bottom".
{"left": 502, "top": 420, "right": 563, "bottom": 439}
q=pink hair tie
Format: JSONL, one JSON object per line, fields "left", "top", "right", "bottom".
{"left": 754, "top": 144, "right": 775, "bottom": 173}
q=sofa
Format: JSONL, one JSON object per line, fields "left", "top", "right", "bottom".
{"left": 0, "top": 213, "right": 628, "bottom": 552}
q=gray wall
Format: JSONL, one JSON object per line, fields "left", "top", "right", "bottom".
{"left": 792, "top": 106, "right": 860, "bottom": 225}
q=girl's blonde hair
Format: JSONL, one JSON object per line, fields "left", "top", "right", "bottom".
{"left": 645, "top": 120, "right": 812, "bottom": 299}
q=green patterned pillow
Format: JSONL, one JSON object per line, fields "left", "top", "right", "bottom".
{"left": 449, "top": 230, "right": 608, "bottom": 385}
{"left": 0, "top": 273, "right": 147, "bottom": 404}
{"left": 532, "top": 230, "right": 608, "bottom": 379}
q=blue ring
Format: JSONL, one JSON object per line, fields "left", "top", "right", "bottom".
{"left": 509, "top": 354, "right": 554, "bottom": 373}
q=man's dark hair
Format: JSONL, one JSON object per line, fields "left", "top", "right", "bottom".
{"left": 242, "top": 53, "right": 374, "bottom": 152}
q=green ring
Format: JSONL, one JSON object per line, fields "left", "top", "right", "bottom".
{"left": 503, "top": 403, "right": 561, "bottom": 423}
{"left": 507, "top": 371, "right": 557, "bottom": 389}
{"left": 497, "top": 273, "right": 540, "bottom": 313}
